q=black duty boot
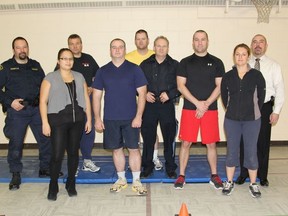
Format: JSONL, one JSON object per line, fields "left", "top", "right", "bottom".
{"left": 65, "top": 178, "right": 77, "bottom": 197}
{"left": 9, "top": 172, "right": 21, "bottom": 190}
{"left": 47, "top": 181, "right": 59, "bottom": 201}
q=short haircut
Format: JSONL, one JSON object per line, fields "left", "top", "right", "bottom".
{"left": 193, "top": 30, "right": 209, "bottom": 41}
{"left": 12, "top": 37, "right": 28, "bottom": 49}
{"left": 68, "top": 34, "right": 82, "bottom": 43}
{"left": 154, "top": 36, "right": 169, "bottom": 47}
{"left": 135, "top": 29, "right": 149, "bottom": 39}
{"left": 110, "top": 38, "right": 126, "bottom": 48}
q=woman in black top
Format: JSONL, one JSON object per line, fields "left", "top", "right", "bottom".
{"left": 40, "top": 48, "right": 91, "bottom": 201}
{"left": 221, "top": 43, "right": 265, "bottom": 198}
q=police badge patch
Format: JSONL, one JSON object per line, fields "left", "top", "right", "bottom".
{"left": 0, "top": 65, "right": 3, "bottom": 71}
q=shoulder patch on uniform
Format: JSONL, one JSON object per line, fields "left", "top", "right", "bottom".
{"left": 0, "top": 65, "right": 3, "bottom": 71}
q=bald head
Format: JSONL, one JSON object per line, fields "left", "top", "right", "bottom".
{"left": 251, "top": 34, "right": 268, "bottom": 58}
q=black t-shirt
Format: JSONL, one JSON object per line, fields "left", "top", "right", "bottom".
{"left": 72, "top": 53, "right": 99, "bottom": 86}
{"left": 177, "top": 53, "right": 225, "bottom": 110}
{"left": 54, "top": 53, "right": 99, "bottom": 86}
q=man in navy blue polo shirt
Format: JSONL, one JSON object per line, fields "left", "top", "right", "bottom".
{"left": 92, "top": 38, "right": 148, "bottom": 196}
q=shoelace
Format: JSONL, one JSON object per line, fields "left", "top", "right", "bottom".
{"left": 85, "top": 161, "right": 97, "bottom": 168}
{"left": 213, "top": 176, "right": 222, "bottom": 184}
{"left": 251, "top": 184, "right": 260, "bottom": 192}
{"left": 224, "top": 182, "right": 232, "bottom": 189}
{"left": 176, "top": 176, "right": 185, "bottom": 183}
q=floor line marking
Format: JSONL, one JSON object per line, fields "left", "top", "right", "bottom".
{"left": 146, "top": 183, "right": 152, "bottom": 216}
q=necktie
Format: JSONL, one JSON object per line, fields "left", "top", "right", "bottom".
{"left": 254, "top": 58, "right": 260, "bottom": 71}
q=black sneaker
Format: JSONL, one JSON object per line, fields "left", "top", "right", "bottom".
{"left": 9, "top": 172, "right": 21, "bottom": 190}
{"left": 249, "top": 183, "right": 261, "bottom": 198}
{"left": 222, "top": 181, "right": 234, "bottom": 196}
{"left": 174, "top": 175, "right": 185, "bottom": 189}
{"left": 209, "top": 174, "right": 223, "bottom": 189}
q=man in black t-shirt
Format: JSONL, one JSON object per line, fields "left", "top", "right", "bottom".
{"left": 67, "top": 34, "right": 101, "bottom": 174}
{"left": 174, "top": 30, "right": 225, "bottom": 190}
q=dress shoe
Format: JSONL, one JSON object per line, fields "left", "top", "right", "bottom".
{"left": 48, "top": 181, "right": 59, "bottom": 201}
{"left": 66, "top": 188, "right": 78, "bottom": 197}
{"left": 235, "top": 175, "right": 247, "bottom": 185}
{"left": 9, "top": 172, "right": 21, "bottom": 190}
{"left": 260, "top": 179, "right": 269, "bottom": 187}
{"left": 166, "top": 170, "right": 177, "bottom": 179}
{"left": 47, "top": 192, "right": 57, "bottom": 201}
{"left": 39, "top": 170, "right": 64, "bottom": 178}
{"left": 140, "top": 169, "right": 153, "bottom": 178}
{"left": 65, "top": 178, "right": 77, "bottom": 197}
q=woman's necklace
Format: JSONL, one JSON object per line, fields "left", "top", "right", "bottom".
{"left": 66, "top": 81, "right": 75, "bottom": 122}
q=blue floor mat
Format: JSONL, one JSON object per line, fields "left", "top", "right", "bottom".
{"left": 0, "top": 155, "right": 240, "bottom": 184}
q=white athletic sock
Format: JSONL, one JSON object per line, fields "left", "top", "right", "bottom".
{"left": 153, "top": 150, "right": 158, "bottom": 160}
{"left": 117, "top": 171, "right": 126, "bottom": 180}
{"left": 132, "top": 171, "right": 141, "bottom": 182}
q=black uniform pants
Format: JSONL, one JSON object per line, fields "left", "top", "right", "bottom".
{"left": 4, "top": 106, "right": 51, "bottom": 173}
{"left": 239, "top": 101, "right": 273, "bottom": 180}
{"left": 141, "top": 102, "right": 177, "bottom": 172}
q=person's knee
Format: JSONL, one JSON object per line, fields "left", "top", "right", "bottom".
{"left": 206, "top": 143, "right": 216, "bottom": 150}
{"left": 10, "top": 150, "right": 21, "bottom": 160}
{"left": 112, "top": 148, "right": 124, "bottom": 155}
{"left": 244, "top": 156, "right": 258, "bottom": 170}
{"left": 181, "top": 141, "right": 192, "bottom": 149}
{"left": 128, "top": 148, "right": 140, "bottom": 154}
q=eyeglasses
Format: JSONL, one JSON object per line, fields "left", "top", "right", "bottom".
{"left": 59, "top": 57, "right": 74, "bottom": 61}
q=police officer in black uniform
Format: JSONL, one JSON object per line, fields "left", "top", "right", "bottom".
{"left": 0, "top": 37, "right": 52, "bottom": 190}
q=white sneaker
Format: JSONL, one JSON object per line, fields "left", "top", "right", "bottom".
{"left": 249, "top": 183, "right": 261, "bottom": 198}
{"left": 82, "top": 160, "right": 101, "bottom": 172}
{"left": 110, "top": 177, "right": 128, "bottom": 193}
{"left": 153, "top": 157, "right": 163, "bottom": 170}
{"left": 132, "top": 179, "right": 147, "bottom": 196}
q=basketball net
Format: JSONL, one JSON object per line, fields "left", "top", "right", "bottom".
{"left": 251, "top": 0, "right": 277, "bottom": 23}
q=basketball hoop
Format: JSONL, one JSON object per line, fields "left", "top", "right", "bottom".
{"left": 251, "top": 0, "right": 277, "bottom": 23}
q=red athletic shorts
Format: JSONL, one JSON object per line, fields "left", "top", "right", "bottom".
{"left": 179, "top": 109, "right": 220, "bottom": 144}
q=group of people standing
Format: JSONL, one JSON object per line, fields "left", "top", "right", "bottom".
{"left": 0, "top": 29, "right": 284, "bottom": 201}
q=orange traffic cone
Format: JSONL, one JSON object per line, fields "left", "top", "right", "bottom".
{"left": 175, "top": 203, "right": 191, "bottom": 216}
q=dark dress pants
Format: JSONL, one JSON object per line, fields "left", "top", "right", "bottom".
{"left": 141, "top": 102, "right": 177, "bottom": 172}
